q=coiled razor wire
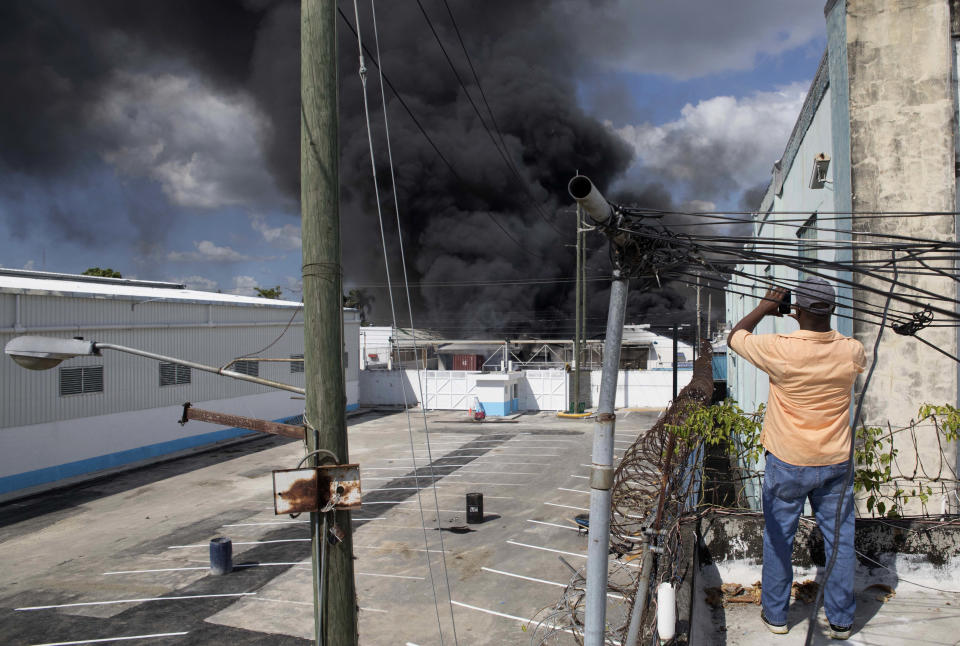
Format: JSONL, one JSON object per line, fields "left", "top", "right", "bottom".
{"left": 530, "top": 341, "right": 715, "bottom": 645}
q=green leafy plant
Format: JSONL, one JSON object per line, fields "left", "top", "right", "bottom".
{"left": 667, "top": 399, "right": 764, "bottom": 465}
{"left": 854, "top": 403, "right": 957, "bottom": 517}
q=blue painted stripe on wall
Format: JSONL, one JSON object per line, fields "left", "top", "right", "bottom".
{"left": 481, "top": 401, "right": 508, "bottom": 416}
{"left": 0, "top": 414, "right": 304, "bottom": 496}
{"left": 346, "top": 403, "right": 359, "bottom": 412}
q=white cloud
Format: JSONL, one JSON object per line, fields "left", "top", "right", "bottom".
{"left": 172, "top": 275, "right": 219, "bottom": 291}
{"left": 92, "top": 71, "right": 282, "bottom": 210}
{"left": 555, "top": 1, "right": 825, "bottom": 80}
{"left": 22, "top": 260, "right": 35, "bottom": 270}
{"left": 229, "top": 275, "right": 259, "bottom": 296}
{"left": 167, "top": 240, "right": 255, "bottom": 263}
{"left": 251, "top": 215, "right": 301, "bottom": 250}
{"left": 614, "top": 82, "right": 808, "bottom": 198}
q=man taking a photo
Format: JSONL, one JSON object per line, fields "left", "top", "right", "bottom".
{"left": 727, "top": 277, "right": 865, "bottom": 640}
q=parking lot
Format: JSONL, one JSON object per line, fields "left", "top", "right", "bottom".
{"left": 0, "top": 408, "right": 658, "bottom": 645}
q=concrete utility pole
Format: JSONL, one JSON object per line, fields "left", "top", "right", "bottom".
{"left": 301, "top": 1, "right": 357, "bottom": 644}
{"left": 573, "top": 204, "right": 582, "bottom": 412}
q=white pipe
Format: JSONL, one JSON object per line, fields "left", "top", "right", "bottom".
{"left": 657, "top": 582, "right": 676, "bottom": 641}
{"left": 568, "top": 175, "right": 613, "bottom": 225}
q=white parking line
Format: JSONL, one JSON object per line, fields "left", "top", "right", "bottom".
{"left": 455, "top": 470, "right": 538, "bottom": 475}
{"left": 526, "top": 519, "right": 579, "bottom": 532}
{"left": 544, "top": 502, "right": 589, "bottom": 512}
{"left": 32, "top": 632, "right": 190, "bottom": 646}
{"left": 354, "top": 545, "right": 447, "bottom": 554}
{"left": 481, "top": 567, "right": 624, "bottom": 599}
{"left": 506, "top": 540, "right": 639, "bottom": 568}
{"left": 168, "top": 539, "right": 308, "bottom": 549}
{"left": 557, "top": 487, "right": 589, "bottom": 494}
{"left": 357, "top": 572, "right": 425, "bottom": 580}
{"left": 104, "top": 562, "right": 304, "bottom": 575}
{"left": 224, "top": 520, "right": 308, "bottom": 527}
{"left": 17, "top": 593, "right": 255, "bottom": 611}
{"left": 570, "top": 475, "right": 588, "bottom": 479}
{"left": 450, "top": 600, "right": 578, "bottom": 638}
{"left": 505, "top": 540, "right": 585, "bottom": 560}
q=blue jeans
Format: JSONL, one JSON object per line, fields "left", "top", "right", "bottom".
{"left": 762, "top": 451, "right": 856, "bottom": 627}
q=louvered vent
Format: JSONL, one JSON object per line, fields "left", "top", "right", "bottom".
{"left": 159, "top": 362, "right": 191, "bottom": 386}
{"left": 290, "top": 354, "right": 304, "bottom": 373}
{"left": 60, "top": 366, "right": 104, "bottom": 396}
{"left": 234, "top": 360, "right": 259, "bottom": 377}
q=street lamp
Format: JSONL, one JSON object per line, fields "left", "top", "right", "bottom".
{"left": 4, "top": 335, "right": 305, "bottom": 395}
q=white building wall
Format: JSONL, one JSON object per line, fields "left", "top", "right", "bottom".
{"left": 0, "top": 279, "right": 359, "bottom": 499}
{"left": 726, "top": 84, "right": 838, "bottom": 417}
{"left": 359, "top": 368, "right": 688, "bottom": 411}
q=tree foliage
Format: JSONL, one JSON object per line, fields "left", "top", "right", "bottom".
{"left": 82, "top": 267, "right": 122, "bottom": 278}
{"left": 254, "top": 285, "right": 283, "bottom": 299}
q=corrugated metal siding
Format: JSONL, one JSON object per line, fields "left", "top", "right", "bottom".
{"left": 2, "top": 292, "right": 360, "bottom": 428}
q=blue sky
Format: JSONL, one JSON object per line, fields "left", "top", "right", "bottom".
{"left": 0, "top": 1, "right": 828, "bottom": 311}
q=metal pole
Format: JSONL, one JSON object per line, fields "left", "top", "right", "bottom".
{"left": 580, "top": 205, "right": 588, "bottom": 373}
{"left": 301, "top": 1, "right": 357, "bottom": 643}
{"left": 672, "top": 324, "right": 678, "bottom": 402}
{"left": 584, "top": 271, "right": 629, "bottom": 646}
{"left": 94, "top": 343, "right": 305, "bottom": 394}
{"left": 623, "top": 544, "right": 654, "bottom": 646}
{"left": 707, "top": 292, "right": 712, "bottom": 340}
{"left": 695, "top": 273, "right": 701, "bottom": 362}
{"left": 573, "top": 204, "right": 582, "bottom": 412}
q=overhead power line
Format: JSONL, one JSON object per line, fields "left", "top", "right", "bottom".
{"left": 337, "top": 7, "right": 546, "bottom": 259}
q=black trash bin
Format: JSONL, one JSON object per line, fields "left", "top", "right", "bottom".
{"left": 466, "top": 492, "right": 483, "bottom": 524}
{"left": 210, "top": 537, "right": 233, "bottom": 575}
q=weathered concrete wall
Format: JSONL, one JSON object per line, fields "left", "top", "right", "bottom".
{"left": 845, "top": 0, "right": 958, "bottom": 514}
{"left": 698, "top": 511, "right": 960, "bottom": 583}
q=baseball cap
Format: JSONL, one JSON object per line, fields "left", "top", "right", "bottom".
{"left": 796, "top": 276, "right": 836, "bottom": 315}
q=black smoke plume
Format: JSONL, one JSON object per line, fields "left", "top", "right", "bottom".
{"left": 0, "top": 0, "right": 704, "bottom": 337}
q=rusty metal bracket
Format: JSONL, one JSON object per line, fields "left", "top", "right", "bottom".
{"left": 178, "top": 403, "right": 306, "bottom": 440}
{"left": 272, "top": 464, "right": 362, "bottom": 515}
{"left": 598, "top": 412, "right": 616, "bottom": 423}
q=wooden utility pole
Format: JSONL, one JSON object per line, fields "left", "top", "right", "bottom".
{"left": 301, "top": 1, "right": 358, "bottom": 644}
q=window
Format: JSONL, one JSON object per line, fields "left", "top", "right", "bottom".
{"left": 290, "top": 354, "right": 304, "bottom": 373}
{"left": 796, "top": 214, "right": 818, "bottom": 281}
{"left": 233, "top": 360, "right": 259, "bottom": 377}
{"left": 60, "top": 366, "right": 104, "bottom": 396}
{"left": 159, "top": 362, "right": 191, "bottom": 387}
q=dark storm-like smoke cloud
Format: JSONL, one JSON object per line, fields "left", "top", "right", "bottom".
{"left": 0, "top": 0, "right": 711, "bottom": 335}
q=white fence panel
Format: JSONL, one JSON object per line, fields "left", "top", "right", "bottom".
{"left": 358, "top": 370, "right": 422, "bottom": 406}
{"left": 424, "top": 371, "right": 476, "bottom": 410}
{"left": 521, "top": 369, "right": 568, "bottom": 411}
{"left": 589, "top": 369, "right": 693, "bottom": 408}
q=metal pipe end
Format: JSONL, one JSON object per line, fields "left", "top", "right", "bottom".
{"left": 568, "top": 175, "right": 594, "bottom": 201}
{"left": 567, "top": 175, "right": 613, "bottom": 224}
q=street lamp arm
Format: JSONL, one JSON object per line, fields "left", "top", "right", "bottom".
{"left": 92, "top": 343, "right": 306, "bottom": 395}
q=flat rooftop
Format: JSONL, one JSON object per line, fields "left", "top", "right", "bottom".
{"left": 0, "top": 409, "right": 657, "bottom": 645}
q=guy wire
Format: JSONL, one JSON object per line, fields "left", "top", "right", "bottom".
{"left": 357, "top": 1, "right": 460, "bottom": 642}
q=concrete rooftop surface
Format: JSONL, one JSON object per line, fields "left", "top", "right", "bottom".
{"left": 3, "top": 408, "right": 958, "bottom": 645}
{"left": 0, "top": 409, "right": 656, "bottom": 645}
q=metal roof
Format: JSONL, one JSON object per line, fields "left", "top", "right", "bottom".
{"left": 0, "top": 268, "right": 302, "bottom": 308}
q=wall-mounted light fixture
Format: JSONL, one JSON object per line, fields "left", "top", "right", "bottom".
{"left": 809, "top": 153, "right": 831, "bottom": 189}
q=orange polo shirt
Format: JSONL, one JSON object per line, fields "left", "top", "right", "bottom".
{"left": 729, "top": 329, "right": 866, "bottom": 466}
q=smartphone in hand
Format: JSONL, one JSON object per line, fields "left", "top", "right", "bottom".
{"left": 778, "top": 289, "right": 792, "bottom": 315}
